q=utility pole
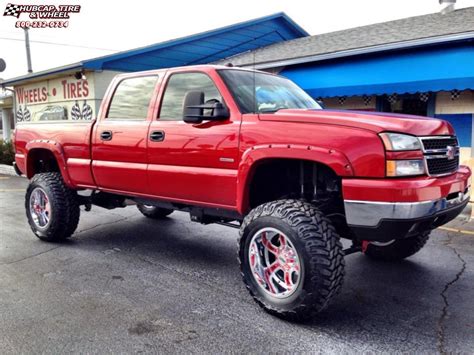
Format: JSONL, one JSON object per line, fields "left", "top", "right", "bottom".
{"left": 24, "top": 28, "right": 33, "bottom": 73}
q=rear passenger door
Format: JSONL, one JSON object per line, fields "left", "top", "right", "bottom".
{"left": 92, "top": 75, "right": 160, "bottom": 194}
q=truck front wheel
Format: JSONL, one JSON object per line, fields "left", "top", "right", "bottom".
{"left": 137, "top": 204, "right": 173, "bottom": 219}
{"left": 364, "top": 231, "right": 430, "bottom": 261}
{"left": 25, "top": 172, "right": 80, "bottom": 242}
{"left": 239, "top": 199, "right": 345, "bottom": 321}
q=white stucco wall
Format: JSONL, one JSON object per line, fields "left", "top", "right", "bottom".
{"left": 435, "top": 90, "right": 474, "bottom": 115}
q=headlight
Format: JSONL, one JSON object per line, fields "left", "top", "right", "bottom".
{"left": 380, "top": 133, "right": 421, "bottom": 151}
{"left": 386, "top": 160, "right": 425, "bottom": 177}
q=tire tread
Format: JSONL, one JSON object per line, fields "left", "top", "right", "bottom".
{"left": 238, "top": 199, "right": 345, "bottom": 321}
{"left": 25, "top": 172, "right": 79, "bottom": 242}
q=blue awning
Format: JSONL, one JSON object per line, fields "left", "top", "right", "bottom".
{"left": 281, "top": 43, "right": 474, "bottom": 98}
{"left": 2, "top": 12, "right": 307, "bottom": 86}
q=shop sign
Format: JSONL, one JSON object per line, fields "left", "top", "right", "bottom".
{"left": 15, "top": 75, "right": 95, "bottom": 122}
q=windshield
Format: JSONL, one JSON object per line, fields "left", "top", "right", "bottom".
{"left": 218, "top": 69, "right": 321, "bottom": 114}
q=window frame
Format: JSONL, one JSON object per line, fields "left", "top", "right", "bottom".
{"left": 157, "top": 71, "right": 226, "bottom": 121}
{"left": 105, "top": 74, "right": 159, "bottom": 121}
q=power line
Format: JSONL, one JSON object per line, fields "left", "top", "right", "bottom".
{"left": 0, "top": 36, "right": 118, "bottom": 51}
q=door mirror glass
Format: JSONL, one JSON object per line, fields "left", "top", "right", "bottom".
{"left": 183, "top": 91, "right": 205, "bottom": 124}
{"left": 183, "top": 91, "right": 229, "bottom": 124}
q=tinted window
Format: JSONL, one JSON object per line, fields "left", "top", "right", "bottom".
{"left": 107, "top": 76, "right": 157, "bottom": 120}
{"left": 159, "top": 72, "right": 221, "bottom": 120}
{"left": 218, "top": 69, "right": 321, "bottom": 114}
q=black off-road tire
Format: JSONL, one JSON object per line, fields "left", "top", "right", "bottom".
{"left": 239, "top": 199, "right": 345, "bottom": 321}
{"left": 137, "top": 204, "right": 173, "bottom": 219}
{"left": 364, "top": 231, "right": 430, "bottom": 261}
{"left": 25, "top": 172, "right": 80, "bottom": 242}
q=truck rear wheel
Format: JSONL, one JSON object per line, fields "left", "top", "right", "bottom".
{"left": 364, "top": 231, "right": 430, "bottom": 261}
{"left": 239, "top": 199, "right": 345, "bottom": 321}
{"left": 25, "top": 172, "right": 80, "bottom": 242}
{"left": 137, "top": 204, "right": 173, "bottom": 219}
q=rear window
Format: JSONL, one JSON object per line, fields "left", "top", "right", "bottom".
{"left": 107, "top": 76, "right": 157, "bottom": 120}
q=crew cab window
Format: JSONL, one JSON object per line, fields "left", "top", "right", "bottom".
{"left": 107, "top": 76, "right": 157, "bottom": 120}
{"left": 218, "top": 69, "right": 321, "bottom": 114}
{"left": 159, "top": 72, "right": 221, "bottom": 121}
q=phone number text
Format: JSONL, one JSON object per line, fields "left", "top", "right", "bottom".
{"left": 15, "top": 21, "right": 69, "bottom": 29}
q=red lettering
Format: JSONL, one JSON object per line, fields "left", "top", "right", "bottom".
{"left": 77, "top": 81, "right": 82, "bottom": 98}
{"left": 15, "top": 88, "right": 24, "bottom": 104}
{"left": 58, "top": 80, "right": 89, "bottom": 99}
{"left": 61, "top": 80, "right": 68, "bottom": 99}
{"left": 41, "top": 87, "right": 47, "bottom": 101}
{"left": 33, "top": 88, "right": 38, "bottom": 102}
{"left": 82, "top": 81, "right": 89, "bottom": 97}
{"left": 70, "top": 82, "right": 76, "bottom": 98}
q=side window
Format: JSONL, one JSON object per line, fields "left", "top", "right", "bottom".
{"left": 159, "top": 72, "right": 221, "bottom": 121}
{"left": 107, "top": 76, "right": 157, "bottom": 120}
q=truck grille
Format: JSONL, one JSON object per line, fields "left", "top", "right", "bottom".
{"left": 426, "top": 156, "right": 459, "bottom": 175}
{"left": 421, "top": 137, "right": 458, "bottom": 151}
{"left": 420, "top": 136, "right": 460, "bottom": 176}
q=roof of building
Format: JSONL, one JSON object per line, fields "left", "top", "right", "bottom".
{"left": 218, "top": 7, "right": 474, "bottom": 68}
{"left": 1, "top": 12, "right": 308, "bottom": 86}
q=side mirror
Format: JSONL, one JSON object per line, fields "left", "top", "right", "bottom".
{"left": 183, "top": 91, "right": 229, "bottom": 124}
{"left": 183, "top": 91, "right": 205, "bottom": 124}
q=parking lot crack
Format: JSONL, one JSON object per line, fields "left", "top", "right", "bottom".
{"left": 75, "top": 215, "right": 136, "bottom": 235}
{"left": 437, "top": 238, "right": 467, "bottom": 355}
{"left": 0, "top": 246, "right": 61, "bottom": 266}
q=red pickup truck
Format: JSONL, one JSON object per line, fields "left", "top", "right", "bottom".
{"left": 13, "top": 65, "right": 471, "bottom": 320}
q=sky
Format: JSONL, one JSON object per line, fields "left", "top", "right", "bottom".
{"left": 0, "top": 0, "right": 473, "bottom": 80}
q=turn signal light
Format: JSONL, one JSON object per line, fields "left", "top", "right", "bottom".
{"left": 386, "top": 159, "right": 425, "bottom": 177}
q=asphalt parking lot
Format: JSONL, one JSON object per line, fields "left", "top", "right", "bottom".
{"left": 1, "top": 174, "right": 473, "bottom": 353}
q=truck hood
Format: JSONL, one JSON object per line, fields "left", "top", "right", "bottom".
{"left": 259, "top": 109, "right": 454, "bottom": 136}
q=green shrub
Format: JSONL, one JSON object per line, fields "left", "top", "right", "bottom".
{"left": 0, "top": 139, "right": 15, "bottom": 165}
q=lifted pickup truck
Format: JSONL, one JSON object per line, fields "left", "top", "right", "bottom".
{"left": 14, "top": 65, "right": 471, "bottom": 320}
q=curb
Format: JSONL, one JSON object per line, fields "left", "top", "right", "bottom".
{"left": 0, "top": 164, "right": 18, "bottom": 177}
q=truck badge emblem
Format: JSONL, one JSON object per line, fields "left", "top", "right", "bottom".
{"left": 446, "top": 146, "right": 455, "bottom": 161}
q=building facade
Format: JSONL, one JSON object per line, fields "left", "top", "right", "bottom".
{"left": 220, "top": 7, "right": 474, "bottom": 167}
{"left": 0, "top": 13, "right": 306, "bottom": 141}
{"left": 2, "top": 8, "right": 473, "bottom": 171}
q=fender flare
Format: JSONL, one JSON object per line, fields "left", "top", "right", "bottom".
{"left": 236, "top": 144, "right": 354, "bottom": 214}
{"left": 25, "top": 140, "right": 73, "bottom": 187}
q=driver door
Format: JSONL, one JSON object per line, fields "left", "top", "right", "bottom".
{"left": 146, "top": 70, "right": 240, "bottom": 208}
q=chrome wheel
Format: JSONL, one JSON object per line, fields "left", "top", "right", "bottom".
{"left": 29, "top": 187, "right": 51, "bottom": 228}
{"left": 248, "top": 227, "right": 301, "bottom": 298}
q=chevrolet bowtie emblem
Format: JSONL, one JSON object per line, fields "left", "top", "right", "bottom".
{"left": 446, "top": 145, "right": 455, "bottom": 160}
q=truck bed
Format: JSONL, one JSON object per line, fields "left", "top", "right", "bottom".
{"left": 14, "top": 121, "right": 95, "bottom": 187}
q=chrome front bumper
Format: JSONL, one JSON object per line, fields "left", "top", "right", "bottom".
{"left": 344, "top": 187, "right": 470, "bottom": 227}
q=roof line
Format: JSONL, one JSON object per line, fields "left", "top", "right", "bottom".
{"left": 246, "top": 31, "right": 474, "bottom": 69}
{"left": 1, "top": 12, "right": 308, "bottom": 86}
{"left": 1, "top": 62, "right": 82, "bottom": 86}
{"left": 82, "top": 12, "right": 308, "bottom": 69}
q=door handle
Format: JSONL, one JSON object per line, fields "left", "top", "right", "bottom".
{"left": 100, "top": 130, "right": 113, "bottom": 141}
{"left": 150, "top": 130, "right": 165, "bottom": 142}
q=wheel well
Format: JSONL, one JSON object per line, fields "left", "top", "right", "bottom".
{"left": 26, "top": 149, "right": 60, "bottom": 178}
{"left": 247, "top": 159, "right": 343, "bottom": 213}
